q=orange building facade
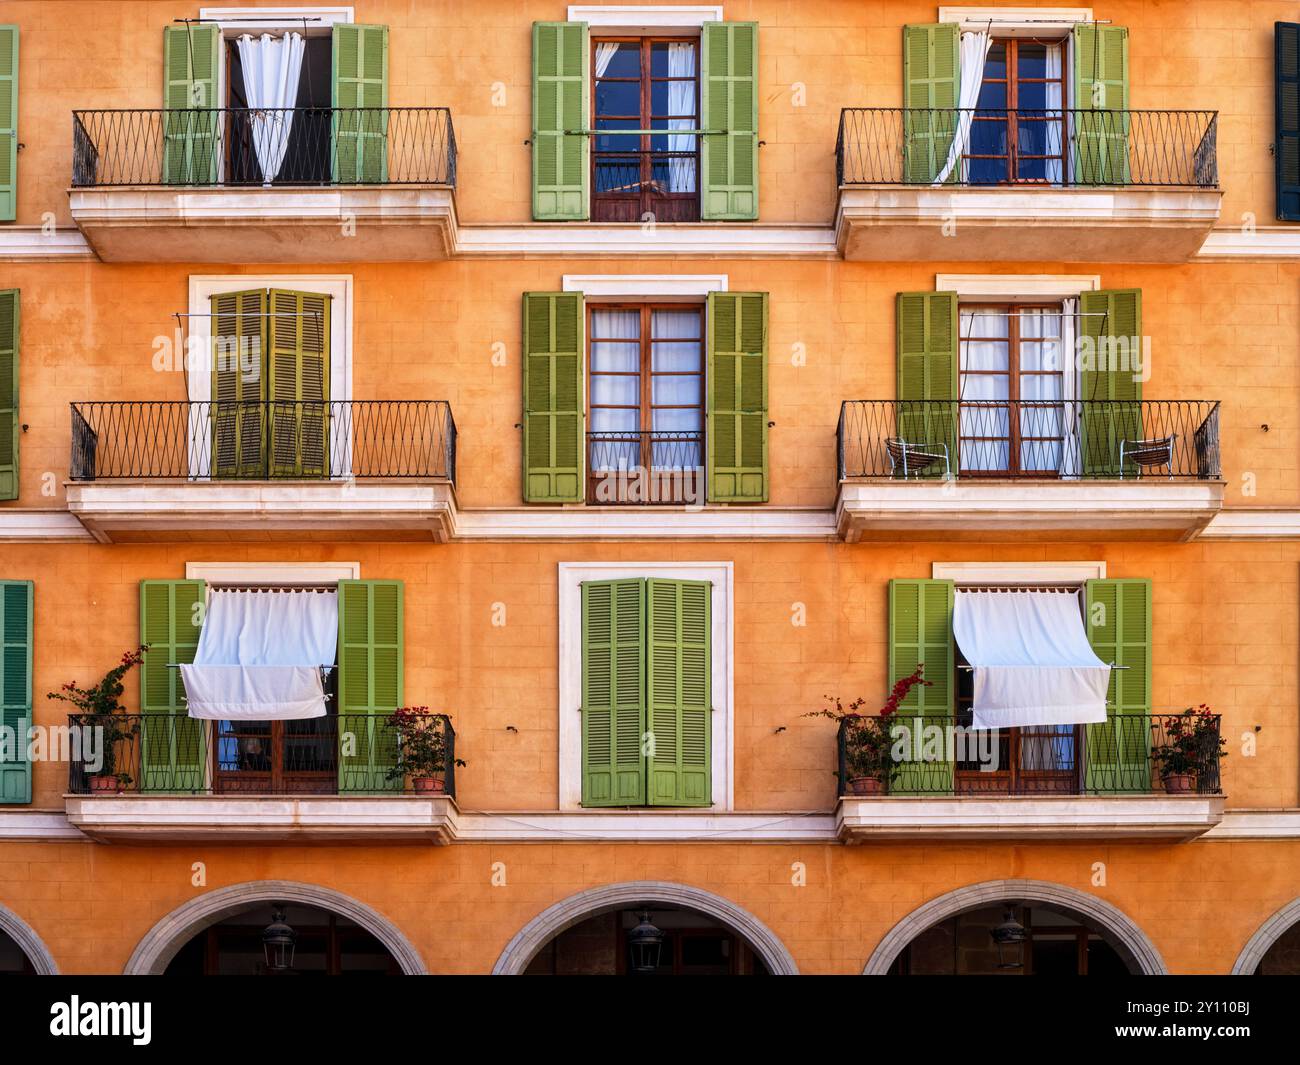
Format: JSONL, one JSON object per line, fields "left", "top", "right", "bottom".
{"left": 0, "top": 0, "right": 1298, "bottom": 976}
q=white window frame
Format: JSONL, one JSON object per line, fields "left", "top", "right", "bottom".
{"left": 563, "top": 273, "right": 727, "bottom": 300}
{"left": 932, "top": 561, "right": 1105, "bottom": 584}
{"left": 935, "top": 273, "right": 1099, "bottom": 301}
{"left": 568, "top": 5, "right": 721, "bottom": 32}
{"left": 557, "top": 561, "right": 733, "bottom": 811}
{"left": 938, "top": 7, "right": 1092, "bottom": 35}
{"left": 185, "top": 561, "right": 360, "bottom": 585}
{"left": 199, "top": 6, "right": 353, "bottom": 33}
{"left": 186, "top": 274, "right": 353, "bottom": 480}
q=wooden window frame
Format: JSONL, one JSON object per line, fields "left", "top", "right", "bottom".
{"left": 591, "top": 35, "right": 701, "bottom": 222}
{"left": 966, "top": 37, "right": 1068, "bottom": 186}
{"left": 958, "top": 301, "right": 1065, "bottom": 478}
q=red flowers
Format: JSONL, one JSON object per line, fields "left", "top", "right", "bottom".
{"left": 880, "top": 665, "right": 932, "bottom": 718}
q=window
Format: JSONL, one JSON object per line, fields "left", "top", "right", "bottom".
{"left": 958, "top": 303, "right": 1065, "bottom": 475}
{"left": 587, "top": 303, "right": 705, "bottom": 503}
{"left": 967, "top": 38, "right": 1065, "bottom": 185}
{"left": 592, "top": 37, "right": 699, "bottom": 222}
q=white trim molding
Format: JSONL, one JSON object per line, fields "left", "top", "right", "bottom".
{"left": 0, "top": 511, "right": 95, "bottom": 542}
{"left": 185, "top": 561, "right": 360, "bottom": 584}
{"left": 932, "top": 561, "right": 1105, "bottom": 584}
{"left": 0, "top": 226, "right": 97, "bottom": 262}
{"left": 198, "top": 6, "right": 353, "bottom": 31}
{"left": 1197, "top": 227, "right": 1300, "bottom": 260}
{"left": 451, "top": 506, "right": 836, "bottom": 541}
{"left": 934, "top": 273, "right": 1101, "bottom": 299}
{"left": 938, "top": 6, "right": 1092, "bottom": 33}
{"left": 562, "top": 273, "right": 727, "bottom": 299}
{"left": 567, "top": 5, "right": 721, "bottom": 30}
{"left": 1198, "top": 509, "right": 1300, "bottom": 540}
{"left": 458, "top": 224, "right": 836, "bottom": 258}
{"left": 456, "top": 811, "right": 835, "bottom": 842}
{"left": 558, "top": 561, "right": 734, "bottom": 811}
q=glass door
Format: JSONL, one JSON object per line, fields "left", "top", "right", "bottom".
{"left": 967, "top": 38, "right": 1066, "bottom": 185}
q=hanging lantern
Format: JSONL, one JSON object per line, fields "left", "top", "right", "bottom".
{"left": 990, "top": 905, "right": 1028, "bottom": 970}
{"left": 627, "top": 910, "right": 664, "bottom": 973}
{"left": 261, "top": 903, "right": 297, "bottom": 973}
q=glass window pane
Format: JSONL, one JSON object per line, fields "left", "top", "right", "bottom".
{"left": 652, "top": 374, "right": 701, "bottom": 406}
{"left": 590, "top": 407, "right": 640, "bottom": 435}
{"left": 983, "top": 44, "right": 1006, "bottom": 81}
{"left": 652, "top": 341, "right": 702, "bottom": 373}
{"left": 652, "top": 80, "right": 696, "bottom": 118}
{"left": 961, "top": 439, "right": 1010, "bottom": 472}
{"left": 590, "top": 375, "right": 639, "bottom": 406}
{"left": 959, "top": 399, "right": 1009, "bottom": 436}
{"left": 652, "top": 155, "right": 696, "bottom": 193}
{"left": 975, "top": 80, "right": 1006, "bottom": 110}
{"left": 590, "top": 341, "right": 641, "bottom": 373}
{"left": 595, "top": 157, "right": 639, "bottom": 193}
{"left": 1017, "top": 43, "right": 1048, "bottom": 80}
{"left": 651, "top": 41, "right": 696, "bottom": 78}
{"left": 599, "top": 43, "right": 641, "bottom": 78}
{"left": 652, "top": 310, "right": 702, "bottom": 339}
{"left": 1017, "top": 81, "right": 1048, "bottom": 111}
{"left": 962, "top": 310, "right": 1010, "bottom": 339}
{"left": 652, "top": 407, "right": 703, "bottom": 433}
{"left": 595, "top": 80, "right": 640, "bottom": 117}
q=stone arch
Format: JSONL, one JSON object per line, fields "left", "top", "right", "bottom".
{"left": 862, "top": 878, "right": 1167, "bottom": 975}
{"left": 492, "top": 880, "right": 799, "bottom": 975}
{"left": 0, "top": 900, "right": 58, "bottom": 974}
{"left": 123, "top": 880, "right": 426, "bottom": 975}
{"left": 1231, "top": 897, "right": 1300, "bottom": 974}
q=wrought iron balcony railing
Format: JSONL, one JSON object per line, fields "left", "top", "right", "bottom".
{"left": 72, "top": 107, "right": 456, "bottom": 187}
{"left": 836, "top": 399, "right": 1220, "bottom": 481}
{"left": 66, "top": 712, "right": 457, "bottom": 798}
{"left": 836, "top": 711, "right": 1223, "bottom": 797}
{"left": 70, "top": 400, "right": 456, "bottom": 483}
{"left": 835, "top": 107, "right": 1218, "bottom": 187}
{"left": 587, "top": 430, "right": 705, "bottom": 505}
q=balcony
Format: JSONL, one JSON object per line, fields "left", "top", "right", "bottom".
{"left": 63, "top": 712, "right": 459, "bottom": 843}
{"left": 835, "top": 399, "right": 1224, "bottom": 542}
{"left": 67, "top": 107, "right": 458, "bottom": 262}
{"left": 64, "top": 400, "right": 458, "bottom": 542}
{"left": 834, "top": 108, "right": 1222, "bottom": 262}
{"left": 586, "top": 430, "right": 705, "bottom": 505}
{"left": 834, "top": 712, "right": 1224, "bottom": 842}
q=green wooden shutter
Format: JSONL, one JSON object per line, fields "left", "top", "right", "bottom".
{"left": 211, "top": 290, "right": 266, "bottom": 479}
{"left": 707, "top": 291, "right": 768, "bottom": 502}
{"left": 896, "top": 290, "right": 957, "bottom": 477}
{"left": 162, "top": 24, "right": 219, "bottom": 185}
{"left": 0, "top": 580, "right": 32, "bottom": 804}
{"left": 522, "top": 291, "right": 584, "bottom": 502}
{"left": 1072, "top": 24, "right": 1130, "bottom": 184}
{"left": 332, "top": 24, "right": 389, "bottom": 183}
{"left": 902, "top": 24, "right": 959, "bottom": 183}
{"left": 139, "top": 580, "right": 206, "bottom": 793}
{"left": 337, "top": 579, "right": 403, "bottom": 793}
{"left": 581, "top": 579, "right": 646, "bottom": 806}
{"left": 1277, "top": 23, "right": 1300, "bottom": 220}
{"left": 646, "top": 579, "right": 711, "bottom": 807}
{"left": 267, "top": 289, "right": 330, "bottom": 478}
{"left": 1078, "top": 288, "right": 1142, "bottom": 477}
{"left": 0, "top": 27, "right": 18, "bottom": 220}
{"left": 0, "top": 289, "right": 17, "bottom": 500}
{"left": 701, "top": 21, "right": 758, "bottom": 220}
{"left": 1084, "top": 578, "right": 1152, "bottom": 793}
{"left": 532, "top": 21, "right": 588, "bottom": 220}
{"left": 888, "top": 579, "right": 954, "bottom": 795}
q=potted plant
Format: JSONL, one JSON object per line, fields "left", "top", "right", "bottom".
{"left": 47, "top": 646, "right": 146, "bottom": 794}
{"left": 1151, "top": 705, "right": 1226, "bottom": 794}
{"left": 384, "top": 707, "right": 466, "bottom": 793}
{"left": 805, "top": 666, "right": 932, "bottom": 795}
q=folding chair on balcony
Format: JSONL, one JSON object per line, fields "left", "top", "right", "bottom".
{"left": 885, "top": 437, "right": 950, "bottom": 479}
{"left": 1118, "top": 434, "right": 1176, "bottom": 479}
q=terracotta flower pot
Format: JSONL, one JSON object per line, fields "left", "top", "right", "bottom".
{"left": 1163, "top": 773, "right": 1195, "bottom": 794}
{"left": 849, "top": 776, "right": 885, "bottom": 796}
{"left": 412, "top": 776, "right": 446, "bottom": 795}
{"left": 89, "top": 774, "right": 120, "bottom": 794}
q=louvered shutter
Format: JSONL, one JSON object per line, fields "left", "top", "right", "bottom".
{"left": 707, "top": 291, "right": 768, "bottom": 502}
{"left": 0, "top": 580, "right": 32, "bottom": 804}
{"left": 532, "top": 21, "right": 589, "bottom": 220}
{"left": 581, "top": 579, "right": 646, "bottom": 806}
{"left": 162, "top": 24, "right": 220, "bottom": 184}
{"left": 895, "top": 291, "right": 957, "bottom": 477}
{"left": 337, "top": 580, "right": 403, "bottom": 793}
{"left": 210, "top": 290, "right": 266, "bottom": 479}
{"left": 888, "top": 579, "right": 955, "bottom": 795}
{"left": 332, "top": 24, "right": 389, "bottom": 183}
{"left": 1078, "top": 288, "right": 1142, "bottom": 477}
{"left": 139, "top": 580, "right": 206, "bottom": 792}
{"left": 267, "top": 289, "right": 330, "bottom": 478}
{"left": 902, "top": 24, "right": 959, "bottom": 183}
{"left": 646, "top": 579, "right": 711, "bottom": 806}
{"left": 522, "top": 291, "right": 584, "bottom": 502}
{"left": 701, "top": 21, "right": 758, "bottom": 220}
{"left": 0, "top": 289, "right": 17, "bottom": 500}
{"left": 0, "top": 27, "right": 17, "bottom": 220}
{"left": 1072, "top": 24, "right": 1130, "bottom": 184}
{"left": 1084, "top": 579, "right": 1152, "bottom": 793}
{"left": 1277, "top": 23, "right": 1300, "bottom": 220}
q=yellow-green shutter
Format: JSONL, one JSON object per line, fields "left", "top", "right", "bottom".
{"left": 581, "top": 578, "right": 646, "bottom": 806}
{"left": 337, "top": 579, "right": 403, "bottom": 793}
{"left": 0, "top": 580, "right": 32, "bottom": 804}
{"left": 701, "top": 21, "right": 758, "bottom": 220}
{"left": 1079, "top": 288, "right": 1142, "bottom": 477}
{"left": 646, "top": 579, "right": 711, "bottom": 806}
{"left": 902, "top": 24, "right": 959, "bottom": 183}
{"left": 267, "top": 289, "right": 330, "bottom": 478}
{"left": 211, "top": 289, "right": 266, "bottom": 479}
{"left": 139, "top": 579, "right": 206, "bottom": 792}
{"left": 0, "top": 27, "right": 18, "bottom": 220}
{"left": 522, "top": 291, "right": 584, "bottom": 502}
{"left": 532, "top": 21, "right": 588, "bottom": 220}
{"left": 1073, "top": 24, "right": 1130, "bottom": 184}
{"left": 896, "top": 290, "right": 957, "bottom": 477}
{"left": 162, "top": 24, "right": 220, "bottom": 184}
{"left": 332, "top": 24, "right": 389, "bottom": 183}
{"left": 1084, "top": 578, "right": 1152, "bottom": 793}
{"left": 0, "top": 289, "right": 17, "bottom": 499}
{"left": 888, "top": 578, "right": 954, "bottom": 795}
{"left": 707, "top": 291, "right": 768, "bottom": 502}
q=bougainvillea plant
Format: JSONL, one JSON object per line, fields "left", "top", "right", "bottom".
{"left": 45, "top": 646, "right": 147, "bottom": 783}
{"left": 804, "top": 666, "right": 933, "bottom": 782}
{"left": 1151, "top": 704, "right": 1226, "bottom": 781}
{"left": 384, "top": 706, "right": 467, "bottom": 783}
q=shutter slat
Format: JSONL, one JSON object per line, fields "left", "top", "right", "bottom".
{"left": 701, "top": 21, "right": 758, "bottom": 220}
{"left": 522, "top": 291, "right": 584, "bottom": 502}
{"left": 532, "top": 21, "right": 589, "bottom": 220}
{"left": 337, "top": 579, "right": 404, "bottom": 793}
{"left": 888, "top": 579, "right": 954, "bottom": 795}
{"left": 707, "top": 291, "right": 768, "bottom": 501}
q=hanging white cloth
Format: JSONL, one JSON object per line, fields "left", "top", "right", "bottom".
{"left": 1043, "top": 43, "right": 1064, "bottom": 184}
{"left": 236, "top": 32, "right": 306, "bottom": 183}
{"left": 594, "top": 42, "right": 621, "bottom": 78}
{"left": 953, "top": 590, "right": 1110, "bottom": 730}
{"left": 1059, "top": 297, "right": 1082, "bottom": 477}
{"left": 933, "top": 30, "right": 992, "bottom": 185}
{"left": 666, "top": 42, "right": 697, "bottom": 194}
{"left": 180, "top": 589, "right": 338, "bottom": 720}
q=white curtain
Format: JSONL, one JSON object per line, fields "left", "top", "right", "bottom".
{"left": 666, "top": 42, "right": 697, "bottom": 194}
{"left": 236, "top": 32, "right": 306, "bottom": 184}
{"left": 953, "top": 590, "right": 1111, "bottom": 731}
{"left": 1044, "top": 43, "right": 1064, "bottom": 184}
{"left": 933, "top": 30, "right": 992, "bottom": 185}
{"left": 1018, "top": 307, "right": 1065, "bottom": 472}
{"left": 594, "top": 42, "right": 621, "bottom": 78}
{"left": 1059, "top": 297, "right": 1081, "bottom": 477}
{"left": 180, "top": 589, "right": 338, "bottom": 720}
{"left": 650, "top": 310, "right": 703, "bottom": 469}
{"left": 589, "top": 309, "right": 642, "bottom": 470}
{"left": 958, "top": 308, "right": 1010, "bottom": 471}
